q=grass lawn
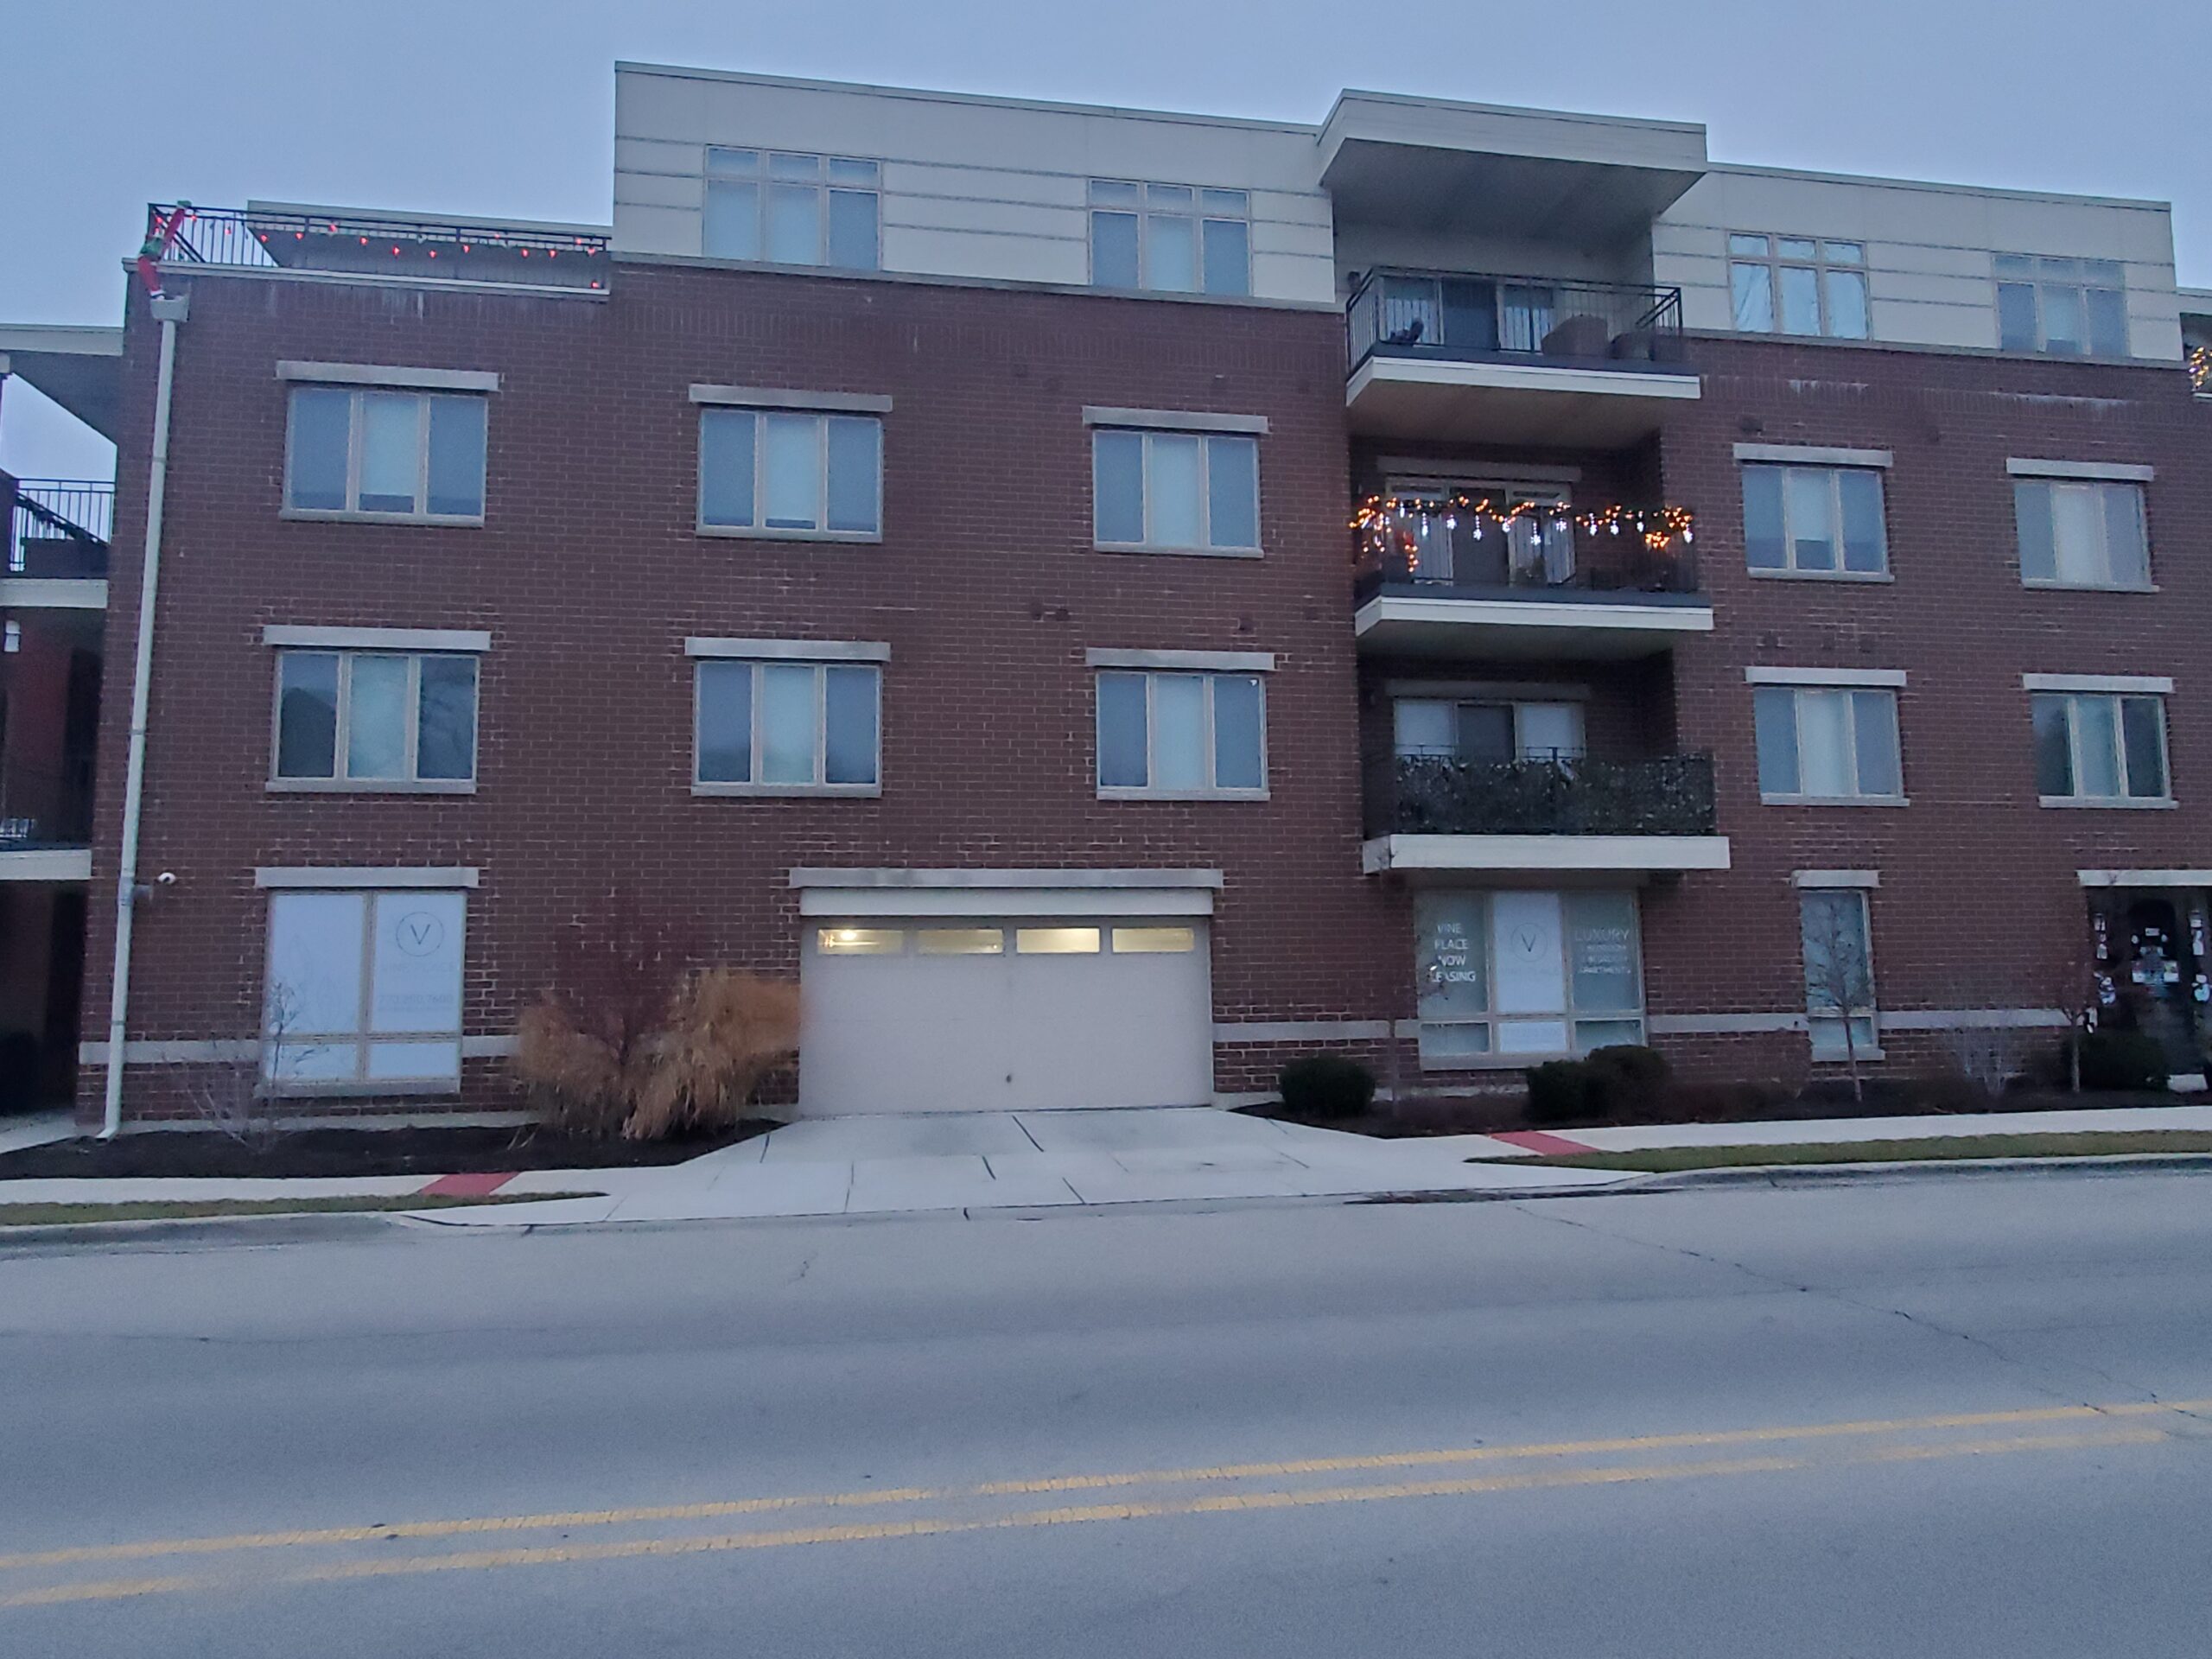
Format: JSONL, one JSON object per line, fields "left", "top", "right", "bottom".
{"left": 1476, "top": 1131, "right": 2212, "bottom": 1173}
{"left": 0, "top": 1192, "right": 601, "bottom": 1227}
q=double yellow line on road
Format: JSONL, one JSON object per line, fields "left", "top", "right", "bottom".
{"left": 4, "top": 1397, "right": 2202, "bottom": 1609}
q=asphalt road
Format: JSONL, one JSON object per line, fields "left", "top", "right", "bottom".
{"left": 6, "top": 1169, "right": 2212, "bottom": 1656}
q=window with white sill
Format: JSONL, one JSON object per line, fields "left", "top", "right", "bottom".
{"left": 286, "top": 387, "right": 486, "bottom": 521}
{"left": 2032, "top": 692, "right": 2169, "bottom": 804}
{"left": 1742, "top": 464, "right": 1887, "bottom": 576}
{"left": 1096, "top": 670, "right": 1265, "bottom": 798}
{"left": 273, "top": 652, "right": 478, "bottom": 787}
{"left": 698, "top": 408, "right": 882, "bottom": 537}
{"left": 1414, "top": 889, "right": 1645, "bottom": 1066}
{"left": 1754, "top": 686, "right": 1903, "bottom": 802}
{"left": 1799, "top": 887, "right": 1877, "bottom": 1061}
{"left": 695, "top": 659, "right": 881, "bottom": 792}
{"left": 1093, "top": 429, "right": 1259, "bottom": 554}
{"left": 2014, "top": 477, "right": 2149, "bottom": 588}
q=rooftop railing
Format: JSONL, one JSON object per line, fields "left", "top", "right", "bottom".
{"left": 148, "top": 204, "right": 611, "bottom": 291}
{"left": 4, "top": 477, "right": 112, "bottom": 578}
{"left": 1347, "top": 267, "right": 1686, "bottom": 374}
{"left": 1366, "top": 752, "right": 1718, "bottom": 840}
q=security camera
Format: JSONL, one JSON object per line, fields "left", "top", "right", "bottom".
{"left": 156, "top": 871, "right": 178, "bottom": 887}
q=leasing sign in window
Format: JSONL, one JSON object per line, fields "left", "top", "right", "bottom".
{"left": 264, "top": 891, "right": 467, "bottom": 1088}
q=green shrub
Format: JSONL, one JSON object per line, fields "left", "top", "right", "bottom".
{"left": 1278, "top": 1053, "right": 1376, "bottom": 1120}
{"left": 1586, "top": 1044, "right": 1670, "bottom": 1092}
{"left": 1525, "top": 1059, "right": 1602, "bottom": 1126}
{"left": 2063, "top": 1029, "right": 2171, "bottom": 1093}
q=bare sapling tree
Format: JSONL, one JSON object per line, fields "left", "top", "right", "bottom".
{"left": 1928, "top": 996, "right": 2034, "bottom": 1103}
{"left": 2048, "top": 922, "right": 2106, "bottom": 1094}
{"left": 1801, "top": 892, "right": 1874, "bottom": 1104}
{"left": 185, "top": 983, "right": 318, "bottom": 1153}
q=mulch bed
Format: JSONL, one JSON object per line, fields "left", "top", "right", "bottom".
{"left": 1246, "top": 1084, "right": 2183, "bottom": 1141}
{"left": 0, "top": 1121, "right": 780, "bottom": 1180}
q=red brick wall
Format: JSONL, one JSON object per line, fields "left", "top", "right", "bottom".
{"left": 80, "top": 267, "right": 1407, "bottom": 1116}
{"left": 75, "top": 269, "right": 2212, "bottom": 1117}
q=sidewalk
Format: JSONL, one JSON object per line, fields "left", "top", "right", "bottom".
{"left": 6, "top": 1103, "right": 2211, "bottom": 1230}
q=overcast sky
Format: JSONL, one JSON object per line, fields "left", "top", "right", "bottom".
{"left": 4, "top": 0, "right": 2206, "bottom": 479}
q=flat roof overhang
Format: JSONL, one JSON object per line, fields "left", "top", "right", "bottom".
{"left": 0, "top": 578, "right": 107, "bottom": 612}
{"left": 1347, "top": 353, "right": 1700, "bottom": 446}
{"left": 1319, "top": 92, "right": 1708, "bottom": 243}
{"left": 0, "top": 325, "right": 124, "bottom": 442}
{"left": 0, "top": 848, "right": 92, "bottom": 883}
{"left": 1363, "top": 834, "right": 1731, "bottom": 878}
{"left": 1354, "top": 592, "right": 1713, "bottom": 660}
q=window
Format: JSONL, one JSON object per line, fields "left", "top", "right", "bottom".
{"left": 272, "top": 652, "right": 477, "bottom": 788}
{"left": 1389, "top": 479, "right": 1575, "bottom": 588}
{"left": 2032, "top": 693, "right": 2169, "bottom": 803}
{"left": 695, "top": 659, "right": 880, "bottom": 792}
{"left": 1414, "top": 890, "right": 1644, "bottom": 1065}
{"left": 703, "top": 149, "right": 880, "bottom": 270}
{"left": 698, "top": 408, "right": 882, "bottom": 537}
{"left": 2014, "top": 478, "right": 2149, "bottom": 588}
{"left": 1742, "top": 464, "right": 1888, "bottom": 576}
{"left": 1996, "top": 255, "right": 2126, "bottom": 357}
{"left": 1394, "top": 698, "right": 1583, "bottom": 762}
{"left": 1096, "top": 671, "right": 1265, "bottom": 798}
{"left": 263, "top": 889, "right": 466, "bottom": 1089}
{"left": 1728, "top": 235, "right": 1870, "bottom": 340}
{"left": 1799, "top": 889, "right": 1876, "bottom": 1061}
{"left": 1112, "top": 925, "right": 1197, "bottom": 953}
{"left": 817, "top": 926, "right": 903, "bottom": 955}
{"left": 1092, "top": 429, "right": 1259, "bottom": 552}
{"left": 286, "top": 387, "right": 486, "bottom": 520}
{"left": 1089, "top": 180, "right": 1249, "bottom": 296}
{"left": 1016, "top": 927, "right": 1102, "bottom": 954}
{"left": 1754, "top": 685, "right": 1904, "bottom": 801}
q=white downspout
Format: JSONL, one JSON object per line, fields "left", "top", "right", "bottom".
{"left": 99, "top": 289, "right": 188, "bottom": 1139}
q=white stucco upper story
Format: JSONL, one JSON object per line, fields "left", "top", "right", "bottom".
{"left": 610, "top": 64, "right": 2190, "bottom": 365}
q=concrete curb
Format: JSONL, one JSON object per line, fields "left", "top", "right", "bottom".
{"left": 1622, "top": 1152, "right": 2212, "bottom": 1190}
{"left": 0, "top": 1211, "right": 405, "bottom": 1253}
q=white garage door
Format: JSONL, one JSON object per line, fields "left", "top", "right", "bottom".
{"left": 798, "top": 918, "right": 1213, "bottom": 1114}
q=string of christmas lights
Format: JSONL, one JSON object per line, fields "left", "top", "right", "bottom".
{"left": 1352, "top": 493, "right": 1695, "bottom": 553}
{"left": 2190, "top": 344, "right": 2210, "bottom": 396}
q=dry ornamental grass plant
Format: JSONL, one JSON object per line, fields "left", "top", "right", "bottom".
{"left": 511, "top": 968, "right": 800, "bottom": 1141}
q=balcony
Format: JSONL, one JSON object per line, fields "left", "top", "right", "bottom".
{"left": 1363, "top": 753, "right": 1729, "bottom": 876}
{"left": 3, "top": 475, "right": 111, "bottom": 607}
{"left": 149, "top": 203, "right": 612, "bottom": 294}
{"left": 1352, "top": 499, "right": 1711, "bottom": 658}
{"left": 1345, "top": 268, "right": 1700, "bottom": 444}
{"left": 0, "top": 760, "right": 94, "bottom": 881}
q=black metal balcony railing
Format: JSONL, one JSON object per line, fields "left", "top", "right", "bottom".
{"left": 0, "top": 760, "right": 95, "bottom": 849}
{"left": 1367, "top": 753, "right": 1718, "bottom": 839}
{"left": 1348, "top": 267, "right": 1686, "bottom": 374}
{"left": 1354, "top": 502, "right": 1700, "bottom": 602}
{"left": 148, "top": 204, "right": 610, "bottom": 292}
{"left": 5, "top": 477, "right": 113, "bottom": 578}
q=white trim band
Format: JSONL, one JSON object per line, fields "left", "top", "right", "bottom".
{"left": 2079, "top": 870, "right": 2212, "bottom": 888}
{"left": 2006, "top": 458, "right": 2154, "bottom": 482}
{"left": 1745, "top": 666, "right": 1908, "bottom": 688}
{"left": 1646, "top": 1012, "right": 1808, "bottom": 1035}
{"left": 263, "top": 625, "right": 492, "bottom": 652}
{"left": 255, "top": 867, "right": 480, "bottom": 889}
{"left": 276, "top": 361, "right": 500, "bottom": 392}
{"left": 1878, "top": 1008, "right": 2069, "bottom": 1031}
{"left": 689, "top": 384, "right": 893, "bottom": 413}
{"left": 1734, "top": 443, "right": 1893, "bottom": 468}
{"left": 791, "top": 867, "right": 1223, "bottom": 890}
{"left": 1215, "top": 1020, "right": 1393, "bottom": 1044}
{"left": 1082, "top": 406, "right": 1269, "bottom": 435}
{"left": 684, "top": 637, "right": 891, "bottom": 662}
{"left": 1085, "top": 647, "right": 1276, "bottom": 672}
{"left": 802, "top": 887, "right": 1213, "bottom": 918}
{"left": 2022, "top": 672, "right": 2173, "bottom": 694}
{"left": 1793, "top": 870, "right": 1880, "bottom": 889}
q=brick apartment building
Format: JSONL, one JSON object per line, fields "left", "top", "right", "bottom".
{"left": 3, "top": 64, "right": 2210, "bottom": 1124}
